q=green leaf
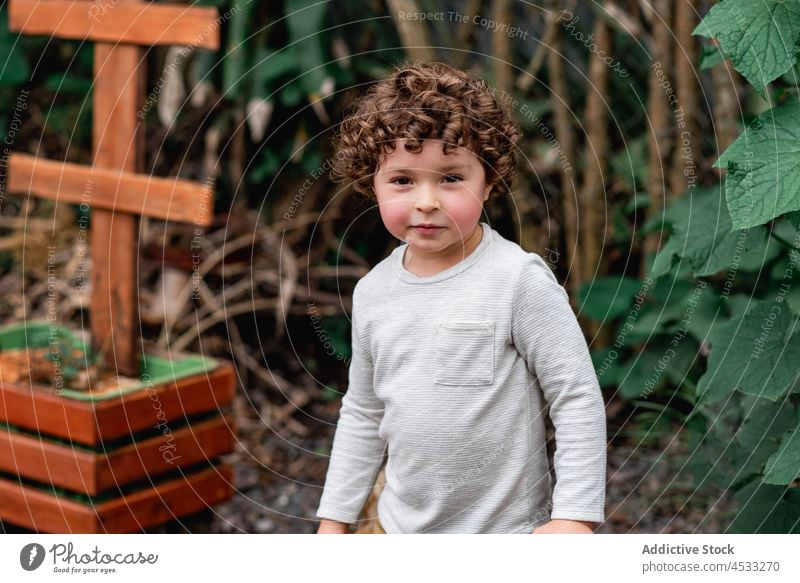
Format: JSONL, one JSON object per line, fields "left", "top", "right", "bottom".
{"left": 623, "top": 309, "right": 666, "bottom": 343}
{"left": 787, "top": 210, "right": 800, "bottom": 230}
{"left": 787, "top": 285, "right": 800, "bottom": 315}
{"left": 592, "top": 347, "right": 621, "bottom": 388}
{"left": 733, "top": 396, "right": 795, "bottom": 478}
{"left": 300, "top": 148, "right": 323, "bottom": 176}
{"left": 249, "top": 148, "right": 282, "bottom": 183}
{"left": 764, "top": 425, "right": 800, "bottom": 485}
{"left": 617, "top": 336, "right": 700, "bottom": 398}
{"left": 280, "top": 80, "right": 304, "bottom": 106}
{"left": 624, "top": 192, "right": 649, "bottom": 214}
{"left": 693, "top": 0, "right": 800, "bottom": 94}
{"left": 321, "top": 385, "right": 341, "bottom": 403}
{"left": 685, "top": 429, "right": 737, "bottom": 490}
{"left": 737, "top": 227, "right": 783, "bottom": 271}
{"left": 696, "top": 300, "right": 800, "bottom": 404}
{"left": 650, "top": 187, "right": 768, "bottom": 278}
{"left": 285, "top": 0, "right": 329, "bottom": 97}
{"left": 724, "top": 293, "right": 753, "bottom": 319}
{"left": 679, "top": 285, "right": 723, "bottom": 345}
{"left": 0, "top": 10, "right": 29, "bottom": 87}
{"left": 730, "top": 479, "right": 800, "bottom": 533}
{"left": 617, "top": 348, "right": 666, "bottom": 399}
{"left": 714, "top": 100, "right": 800, "bottom": 229}
{"left": 514, "top": 98, "right": 550, "bottom": 131}
{"left": 611, "top": 135, "right": 648, "bottom": 194}
{"left": 613, "top": 279, "right": 698, "bottom": 345}
{"left": 188, "top": 49, "right": 217, "bottom": 91}
{"left": 699, "top": 41, "right": 725, "bottom": 71}
{"left": 655, "top": 186, "right": 698, "bottom": 227}
{"left": 222, "top": 0, "right": 257, "bottom": 99}
{"left": 45, "top": 72, "right": 92, "bottom": 96}
{"left": 251, "top": 46, "right": 298, "bottom": 96}
{"left": 578, "top": 277, "right": 645, "bottom": 320}
{"left": 319, "top": 315, "right": 352, "bottom": 359}
{"left": 649, "top": 237, "right": 682, "bottom": 278}
{"left": 663, "top": 338, "right": 702, "bottom": 387}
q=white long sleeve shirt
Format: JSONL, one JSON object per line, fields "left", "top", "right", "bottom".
{"left": 316, "top": 221, "right": 607, "bottom": 533}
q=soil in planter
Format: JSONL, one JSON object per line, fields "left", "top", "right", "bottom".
{"left": 0, "top": 321, "right": 222, "bottom": 401}
{"left": 0, "top": 346, "right": 140, "bottom": 394}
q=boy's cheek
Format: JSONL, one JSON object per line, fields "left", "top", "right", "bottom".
{"left": 446, "top": 201, "right": 483, "bottom": 230}
{"left": 375, "top": 199, "right": 410, "bottom": 238}
{"left": 437, "top": 197, "right": 485, "bottom": 238}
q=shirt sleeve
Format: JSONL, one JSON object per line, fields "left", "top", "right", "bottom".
{"left": 511, "top": 253, "right": 607, "bottom": 524}
{"left": 316, "top": 284, "right": 388, "bottom": 524}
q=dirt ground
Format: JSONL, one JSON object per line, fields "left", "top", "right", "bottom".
{"left": 0, "top": 406, "right": 735, "bottom": 534}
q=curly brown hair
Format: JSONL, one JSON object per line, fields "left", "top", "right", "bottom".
{"left": 328, "top": 61, "right": 523, "bottom": 200}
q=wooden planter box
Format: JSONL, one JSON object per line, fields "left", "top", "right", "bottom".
{"left": 0, "top": 462, "right": 234, "bottom": 533}
{"left": 0, "top": 413, "right": 236, "bottom": 495}
{"left": 0, "top": 321, "right": 239, "bottom": 533}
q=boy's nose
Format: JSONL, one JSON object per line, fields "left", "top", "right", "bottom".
{"left": 414, "top": 184, "right": 441, "bottom": 212}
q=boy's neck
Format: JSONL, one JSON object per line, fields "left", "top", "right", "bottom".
{"left": 402, "top": 223, "right": 484, "bottom": 277}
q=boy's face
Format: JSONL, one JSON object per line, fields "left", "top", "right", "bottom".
{"left": 372, "top": 138, "right": 492, "bottom": 264}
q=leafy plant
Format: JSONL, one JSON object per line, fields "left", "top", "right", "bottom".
{"left": 677, "top": 2, "right": 800, "bottom": 532}
{"left": 692, "top": 0, "right": 800, "bottom": 94}
{"left": 581, "top": 0, "right": 800, "bottom": 532}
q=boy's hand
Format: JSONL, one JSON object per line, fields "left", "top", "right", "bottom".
{"left": 531, "top": 519, "right": 595, "bottom": 534}
{"left": 317, "top": 519, "right": 351, "bottom": 534}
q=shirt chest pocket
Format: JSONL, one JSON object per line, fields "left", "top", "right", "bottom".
{"left": 434, "top": 320, "right": 495, "bottom": 386}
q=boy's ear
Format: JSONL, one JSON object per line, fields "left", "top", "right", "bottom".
{"left": 482, "top": 182, "right": 492, "bottom": 201}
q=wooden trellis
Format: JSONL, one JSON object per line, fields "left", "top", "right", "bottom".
{"left": 7, "top": 0, "right": 219, "bottom": 376}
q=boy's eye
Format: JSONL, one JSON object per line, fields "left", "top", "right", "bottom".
{"left": 388, "top": 175, "right": 463, "bottom": 185}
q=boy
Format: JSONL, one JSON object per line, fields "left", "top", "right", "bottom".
{"left": 316, "top": 61, "right": 606, "bottom": 534}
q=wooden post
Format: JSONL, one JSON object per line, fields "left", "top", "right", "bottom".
{"left": 91, "top": 28, "right": 144, "bottom": 376}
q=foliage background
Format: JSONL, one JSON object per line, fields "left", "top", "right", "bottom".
{"left": 0, "top": 0, "right": 798, "bottom": 533}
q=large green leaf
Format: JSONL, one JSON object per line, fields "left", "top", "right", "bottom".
{"left": 732, "top": 396, "right": 796, "bottom": 479}
{"left": 693, "top": 0, "right": 800, "bottom": 94}
{"left": 737, "top": 395, "right": 796, "bottom": 446}
{"left": 730, "top": 479, "right": 800, "bottom": 533}
{"left": 615, "top": 336, "right": 696, "bottom": 399}
{"left": 682, "top": 286, "right": 724, "bottom": 344}
{"left": 697, "top": 300, "right": 800, "bottom": 404}
{"left": 614, "top": 279, "right": 699, "bottom": 345}
{"left": 650, "top": 187, "right": 768, "bottom": 278}
{"left": 714, "top": 101, "right": 800, "bottom": 229}
{"left": 685, "top": 421, "right": 740, "bottom": 491}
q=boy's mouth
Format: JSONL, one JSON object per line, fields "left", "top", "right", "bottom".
{"left": 412, "top": 224, "right": 444, "bottom": 235}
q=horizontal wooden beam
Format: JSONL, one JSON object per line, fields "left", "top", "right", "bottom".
{"left": 7, "top": 153, "right": 214, "bottom": 226}
{"left": 9, "top": 0, "right": 220, "bottom": 50}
